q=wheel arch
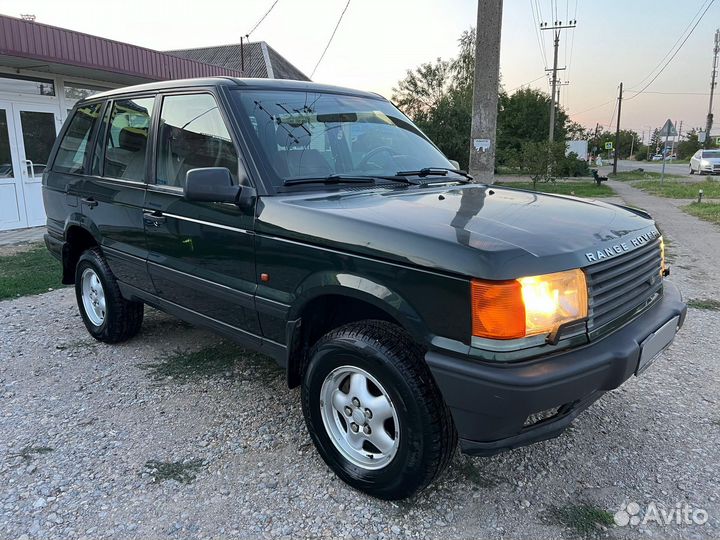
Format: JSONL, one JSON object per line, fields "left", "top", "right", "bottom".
{"left": 285, "top": 272, "right": 428, "bottom": 388}
{"left": 61, "top": 216, "right": 101, "bottom": 284}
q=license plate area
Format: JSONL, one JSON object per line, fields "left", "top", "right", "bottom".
{"left": 636, "top": 316, "right": 679, "bottom": 375}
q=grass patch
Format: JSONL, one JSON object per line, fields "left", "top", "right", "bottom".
{"left": 549, "top": 504, "right": 615, "bottom": 537}
{"left": 0, "top": 245, "right": 62, "bottom": 300}
{"left": 138, "top": 342, "right": 280, "bottom": 384}
{"left": 632, "top": 179, "right": 720, "bottom": 198}
{"left": 10, "top": 445, "right": 54, "bottom": 461}
{"left": 144, "top": 458, "right": 205, "bottom": 484}
{"left": 613, "top": 171, "right": 685, "bottom": 182}
{"left": 496, "top": 181, "right": 615, "bottom": 198}
{"left": 683, "top": 202, "right": 720, "bottom": 225}
{"left": 687, "top": 298, "right": 720, "bottom": 311}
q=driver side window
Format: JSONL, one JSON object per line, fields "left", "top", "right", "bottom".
{"left": 155, "top": 93, "right": 238, "bottom": 188}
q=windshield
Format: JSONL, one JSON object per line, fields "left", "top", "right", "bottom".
{"left": 232, "top": 89, "right": 453, "bottom": 188}
{"left": 701, "top": 151, "right": 720, "bottom": 158}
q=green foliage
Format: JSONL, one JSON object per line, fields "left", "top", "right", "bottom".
{"left": 556, "top": 152, "right": 590, "bottom": 177}
{"left": 497, "top": 88, "right": 568, "bottom": 164}
{"left": 683, "top": 202, "right": 720, "bottom": 225}
{"left": 593, "top": 128, "right": 640, "bottom": 159}
{"left": 496, "top": 181, "right": 615, "bottom": 198}
{"left": 676, "top": 129, "right": 703, "bottom": 160}
{"left": 687, "top": 297, "right": 720, "bottom": 310}
{"left": 0, "top": 245, "right": 63, "bottom": 299}
{"left": 393, "top": 27, "right": 571, "bottom": 170}
{"left": 513, "top": 141, "right": 567, "bottom": 188}
{"left": 548, "top": 504, "right": 615, "bottom": 537}
{"left": 634, "top": 179, "right": 720, "bottom": 198}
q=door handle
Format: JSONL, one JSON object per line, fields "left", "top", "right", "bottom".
{"left": 81, "top": 197, "right": 98, "bottom": 208}
{"left": 22, "top": 159, "right": 36, "bottom": 182}
{"left": 143, "top": 210, "right": 166, "bottom": 226}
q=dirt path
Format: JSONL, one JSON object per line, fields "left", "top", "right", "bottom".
{"left": 607, "top": 180, "right": 720, "bottom": 300}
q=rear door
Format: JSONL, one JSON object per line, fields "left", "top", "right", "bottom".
{"left": 143, "top": 90, "right": 261, "bottom": 339}
{"left": 79, "top": 95, "right": 155, "bottom": 292}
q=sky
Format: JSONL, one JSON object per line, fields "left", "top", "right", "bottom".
{"left": 4, "top": 0, "right": 719, "bottom": 141}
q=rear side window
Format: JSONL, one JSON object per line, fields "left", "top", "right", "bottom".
{"left": 104, "top": 97, "right": 154, "bottom": 182}
{"left": 155, "top": 93, "right": 238, "bottom": 188}
{"left": 53, "top": 103, "right": 102, "bottom": 174}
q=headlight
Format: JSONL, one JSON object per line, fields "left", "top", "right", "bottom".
{"left": 701, "top": 160, "right": 710, "bottom": 166}
{"left": 471, "top": 269, "right": 588, "bottom": 340}
{"left": 660, "top": 236, "right": 666, "bottom": 276}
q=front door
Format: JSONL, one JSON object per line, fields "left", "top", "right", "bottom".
{"left": 143, "top": 92, "right": 261, "bottom": 340}
{"left": 0, "top": 102, "right": 25, "bottom": 230}
{"left": 11, "top": 103, "right": 61, "bottom": 227}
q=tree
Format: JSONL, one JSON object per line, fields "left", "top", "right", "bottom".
{"left": 595, "top": 129, "right": 640, "bottom": 159}
{"left": 676, "top": 129, "right": 703, "bottom": 159}
{"left": 649, "top": 129, "right": 662, "bottom": 154}
{"left": 515, "top": 141, "right": 566, "bottom": 188}
{"left": 496, "top": 88, "right": 568, "bottom": 164}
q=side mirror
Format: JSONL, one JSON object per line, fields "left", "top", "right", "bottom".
{"left": 184, "top": 167, "right": 240, "bottom": 203}
{"left": 448, "top": 159, "right": 460, "bottom": 170}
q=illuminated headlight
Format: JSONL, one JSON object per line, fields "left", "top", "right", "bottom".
{"left": 660, "top": 236, "right": 666, "bottom": 276}
{"left": 471, "top": 269, "right": 588, "bottom": 340}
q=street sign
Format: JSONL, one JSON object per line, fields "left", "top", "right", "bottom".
{"left": 660, "top": 119, "right": 677, "bottom": 137}
{"left": 699, "top": 131, "right": 707, "bottom": 143}
{"left": 604, "top": 141, "right": 613, "bottom": 150}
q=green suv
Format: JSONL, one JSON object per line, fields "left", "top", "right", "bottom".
{"left": 43, "top": 77, "right": 686, "bottom": 499}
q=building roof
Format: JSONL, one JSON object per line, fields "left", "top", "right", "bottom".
{"left": 87, "top": 77, "right": 385, "bottom": 102}
{"left": 0, "top": 13, "right": 242, "bottom": 85}
{"left": 166, "top": 42, "right": 310, "bottom": 82}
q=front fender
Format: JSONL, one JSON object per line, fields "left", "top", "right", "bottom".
{"left": 288, "top": 271, "right": 428, "bottom": 344}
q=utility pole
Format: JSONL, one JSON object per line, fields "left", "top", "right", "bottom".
{"left": 612, "top": 82, "right": 623, "bottom": 175}
{"left": 705, "top": 29, "right": 720, "bottom": 148}
{"left": 468, "top": 0, "right": 503, "bottom": 182}
{"left": 541, "top": 19, "right": 576, "bottom": 142}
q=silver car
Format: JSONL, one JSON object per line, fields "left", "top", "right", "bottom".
{"left": 690, "top": 149, "right": 720, "bottom": 174}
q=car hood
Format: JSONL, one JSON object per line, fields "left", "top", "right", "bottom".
{"left": 256, "top": 184, "right": 659, "bottom": 279}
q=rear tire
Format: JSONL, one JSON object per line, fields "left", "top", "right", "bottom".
{"left": 301, "top": 320, "right": 456, "bottom": 500}
{"left": 75, "top": 247, "right": 143, "bottom": 343}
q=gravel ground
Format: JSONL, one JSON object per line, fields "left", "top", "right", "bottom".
{"left": 1, "top": 188, "right": 719, "bottom": 539}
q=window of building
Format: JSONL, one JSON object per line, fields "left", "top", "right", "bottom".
{"left": 104, "top": 97, "right": 154, "bottom": 182}
{"left": 0, "top": 74, "right": 55, "bottom": 96}
{"left": 53, "top": 103, "right": 103, "bottom": 174}
{"left": 64, "top": 82, "right": 109, "bottom": 101}
{"left": 156, "top": 93, "right": 238, "bottom": 188}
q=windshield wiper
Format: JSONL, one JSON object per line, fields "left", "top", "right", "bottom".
{"left": 282, "top": 174, "right": 377, "bottom": 187}
{"left": 395, "top": 167, "right": 473, "bottom": 181}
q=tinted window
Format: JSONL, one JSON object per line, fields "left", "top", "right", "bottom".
{"left": 91, "top": 104, "right": 111, "bottom": 176}
{"left": 54, "top": 103, "right": 102, "bottom": 174}
{"left": 233, "top": 89, "right": 452, "bottom": 188}
{"left": 701, "top": 150, "right": 720, "bottom": 158}
{"left": 156, "top": 93, "right": 238, "bottom": 188}
{"left": 104, "top": 97, "right": 154, "bottom": 182}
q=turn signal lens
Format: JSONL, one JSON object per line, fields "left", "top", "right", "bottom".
{"left": 472, "top": 269, "right": 588, "bottom": 340}
{"left": 471, "top": 280, "right": 526, "bottom": 339}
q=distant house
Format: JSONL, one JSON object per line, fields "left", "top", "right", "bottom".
{"left": 166, "top": 42, "right": 310, "bottom": 81}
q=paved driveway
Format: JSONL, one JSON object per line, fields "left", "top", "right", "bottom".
{"left": 613, "top": 160, "right": 691, "bottom": 177}
{"left": 1, "top": 187, "right": 718, "bottom": 539}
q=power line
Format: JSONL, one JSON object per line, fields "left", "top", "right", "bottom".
{"left": 508, "top": 74, "right": 547, "bottom": 93}
{"left": 529, "top": 0, "right": 548, "bottom": 67}
{"left": 310, "top": 0, "right": 351, "bottom": 78}
{"left": 630, "top": 0, "right": 713, "bottom": 91}
{"left": 626, "top": 0, "right": 716, "bottom": 100}
{"left": 246, "top": 0, "right": 280, "bottom": 37}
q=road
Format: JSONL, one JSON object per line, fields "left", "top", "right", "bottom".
{"left": 613, "top": 159, "right": 691, "bottom": 177}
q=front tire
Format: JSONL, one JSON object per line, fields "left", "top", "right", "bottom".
{"left": 689, "top": 166, "right": 695, "bottom": 175}
{"left": 301, "top": 320, "right": 456, "bottom": 499}
{"left": 75, "top": 247, "right": 143, "bottom": 343}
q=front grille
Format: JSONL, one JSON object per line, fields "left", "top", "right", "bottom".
{"left": 586, "top": 238, "right": 663, "bottom": 332}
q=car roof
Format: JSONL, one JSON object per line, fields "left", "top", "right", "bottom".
{"left": 85, "top": 77, "right": 386, "bottom": 103}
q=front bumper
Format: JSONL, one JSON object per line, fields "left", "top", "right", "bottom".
{"left": 426, "top": 281, "right": 687, "bottom": 456}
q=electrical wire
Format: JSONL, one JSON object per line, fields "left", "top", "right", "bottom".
{"left": 530, "top": 0, "right": 548, "bottom": 68}
{"left": 246, "top": 0, "right": 280, "bottom": 37}
{"left": 629, "top": 0, "right": 713, "bottom": 91}
{"left": 626, "top": 0, "right": 716, "bottom": 99}
{"left": 310, "top": 0, "right": 351, "bottom": 78}
{"left": 508, "top": 74, "right": 548, "bottom": 93}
